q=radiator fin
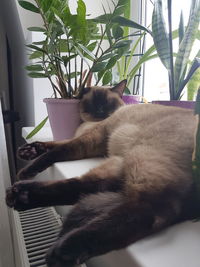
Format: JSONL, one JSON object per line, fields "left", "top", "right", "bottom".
{"left": 18, "top": 207, "right": 62, "bottom": 267}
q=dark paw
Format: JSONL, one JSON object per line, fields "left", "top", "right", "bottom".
{"left": 17, "top": 167, "right": 37, "bottom": 180}
{"left": 46, "top": 239, "right": 86, "bottom": 267}
{"left": 6, "top": 181, "right": 35, "bottom": 211}
{"left": 17, "top": 142, "right": 48, "bottom": 161}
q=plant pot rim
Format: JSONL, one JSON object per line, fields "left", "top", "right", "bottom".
{"left": 152, "top": 100, "right": 195, "bottom": 103}
{"left": 122, "top": 94, "right": 141, "bottom": 97}
{"left": 43, "top": 98, "right": 80, "bottom": 104}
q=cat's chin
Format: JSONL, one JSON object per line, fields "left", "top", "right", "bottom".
{"left": 80, "top": 113, "right": 105, "bottom": 122}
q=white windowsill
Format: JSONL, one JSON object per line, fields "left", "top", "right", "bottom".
{"left": 22, "top": 127, "right": 200, "bottom": 267}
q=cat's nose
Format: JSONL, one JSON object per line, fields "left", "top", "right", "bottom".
{"left": 95, "top": 107, "right": 105, "bottom": 118}
{"left": 97, "top": 107, "right": 104, "bottom": 114}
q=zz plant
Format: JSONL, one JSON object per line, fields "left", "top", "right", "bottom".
{"left": 18, "top": 0, "right": 150, "bottom": 99}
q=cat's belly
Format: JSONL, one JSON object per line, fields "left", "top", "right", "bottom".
{"left": 108, "top": 123, "right": 141, "bottom": 156}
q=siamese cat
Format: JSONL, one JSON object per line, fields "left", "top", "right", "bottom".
{"left": 6, "top": 80, "right": 198, "bottom": 267}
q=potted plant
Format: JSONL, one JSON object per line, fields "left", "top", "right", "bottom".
{"left": 19, "top": 0, "right": 150, "bottom": 140}
{"left": 151, "top": 0, "right": 200, "bottom": 109}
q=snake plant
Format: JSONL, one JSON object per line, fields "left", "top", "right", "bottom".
{"left": 152, "top": 0, "right": 200, "bottom": 100}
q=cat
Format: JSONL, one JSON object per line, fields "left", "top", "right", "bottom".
{"left": 6, "top": 80, "right": 198, "bottom": 267}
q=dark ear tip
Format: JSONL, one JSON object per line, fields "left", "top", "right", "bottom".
{"left": 80, "top": 87, "right": 91, "bottom": 98}
{"left": 111, "top": 80, "right": 127, "bottom": 97}
{"left": 121, "top": 79, "right": 127, "bottom": 84}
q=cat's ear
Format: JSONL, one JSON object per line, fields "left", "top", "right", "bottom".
{"left": 110, "top": 79, "right": 127, "bottom": 98}
{"left": 80, "top": 87, "right": 91, "bottom": 98}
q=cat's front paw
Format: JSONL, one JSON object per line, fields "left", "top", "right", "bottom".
{"left": 17, "top": 167, "right": 38, "bottom": 180}
{"left": 17, "top": 142, "right": 48, "bottom": 161}
{"left": 6, "top": 181, "right": 37, "bottom": 211}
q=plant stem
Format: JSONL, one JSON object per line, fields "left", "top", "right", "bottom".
{"left": 67, "top": 36, "right": 72, "bottom": 97}
{"left": 75, "top": 56, "right": 77, "bottom": 93}
{"left": 167, "top": 0, "right": 175, "bottom": 100}
{"left": 34, "top": 0, "right": 49, "bottom": 31}
{"left": 79, "top": 58, "right": 84, "bottom": 91}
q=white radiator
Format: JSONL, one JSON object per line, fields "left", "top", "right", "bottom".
{"left": 12, "top": 207, "right": 87, "bottom": 267}
{"left": 12, "top": 207, "right": 62, "bottom": 267}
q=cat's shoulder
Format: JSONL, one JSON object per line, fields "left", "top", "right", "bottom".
{"left": 115, "top": 103, "right": 193, "bottom": 115}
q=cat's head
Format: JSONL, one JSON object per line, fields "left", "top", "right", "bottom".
{"left": 80, "top": 80, "right": 127, "bottom": 122}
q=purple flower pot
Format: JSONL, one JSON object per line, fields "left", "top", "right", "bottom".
{"left": 43, "top": 98, "right": 81, "bottom": 141}
{"left": 152, "top": 100, "right": 195, "bottom": 110}
{"left": 122, "top": 95, "right": 140, "bottom": 105}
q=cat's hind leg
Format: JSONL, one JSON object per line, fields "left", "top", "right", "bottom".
{"left": 45, "top": 193, "right": 155, "bottom": 267}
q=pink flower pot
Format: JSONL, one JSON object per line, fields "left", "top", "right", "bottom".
{"left": 122, "top": 95, "right": 141, "bottom": 105}
{"left": 43, "top": 98, "right": 81, "bottom": 141}
{"left": 152, "top": 100, "right": 195, "bottom": 109}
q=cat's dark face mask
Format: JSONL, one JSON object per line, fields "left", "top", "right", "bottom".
{"left": 79, "top": 80, "right": 127, "bottom": 122}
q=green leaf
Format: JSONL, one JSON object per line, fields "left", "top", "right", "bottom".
{"left": 112, "top": 24, "right": 124, "bottom": 39}
{"left": 26, "top": 117, "right": 48, "bottom": 139}
{"left": 92, "top": 14, "right": 112, "bottom": 23}
{"left": 92, "top": 62, "right": 107, "bottom": 72}
{"left": 78, "top": 43, "right": 96, "bottom": 60}
{"left": 28, "top": 27, "right": 46, "bottom": 32}
{"left": 116, "top": 44, "right": 130, "bottom": 58}
{"left": 25, "top": 64, "right": 43, "bottom": 71}
{"left": 58, "top": 39, "right": 69, "bottom": 53}
{"left": 106, "top": 56, "right": 118, "bottom": 69}
{"left": 152, "top": 0, "right": 170, "bottom": 70}
{"left": 18, "top": 1, "right": 39, "bottom": 13}
{"left": 102, "top": 70, "right": 112, "bottom": 85}
{"left": 87, "top": 41, "right": 97, "bottom": 52}
{"left": 101, "top": 53, "right": 114, "bottom": 61}
{"left": 74, "top": 46, "right": 90, "bottom": 68}
{"left": 113, "top": 6, "right": 125, "bottom": 16}
{"left": 28, "top": 72, "right": 48, "bottom": 78}
{"left": 29, "top": 51, "right": 43, "bottom": 59}
{"left": 112, "top": 16, "right": 152, "bottom": 35}
{"left": 98, "top": 70, "right": 106, "bottom": 81}
{"left": 113, "top": 40, "right": 132, "bottom": 48}
{"left": 27, "top": 44, "right": 47, "bottom": 54}
{"left": 178, "top": 11, "right": 184, "bottom": 44}
{"left": 75, "top": 0, "right": 87, "bottom": 40}
{"left": 41, "top": 0, "right": 53, "bottom": 13}
{"left": 174, "top": 0, "right": 200, "bottom": 96}
{"left": 187, "top": 67, "right": 200, "bottom": 100}
{"left": 177, "top": 57, "right": 200, "bottom": 99}
{"left": 117, "top": 0, "right": 129, "bottom": 6}
{"left": 62, "top": 54, "right": 76, "bottom": 66}
{"left": 32, "top": 40, "right": 47, "bottom": 45}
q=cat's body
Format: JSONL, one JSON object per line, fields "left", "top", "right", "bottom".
{"left": 6, "top": 81, "right": 198, "bottom": 267}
